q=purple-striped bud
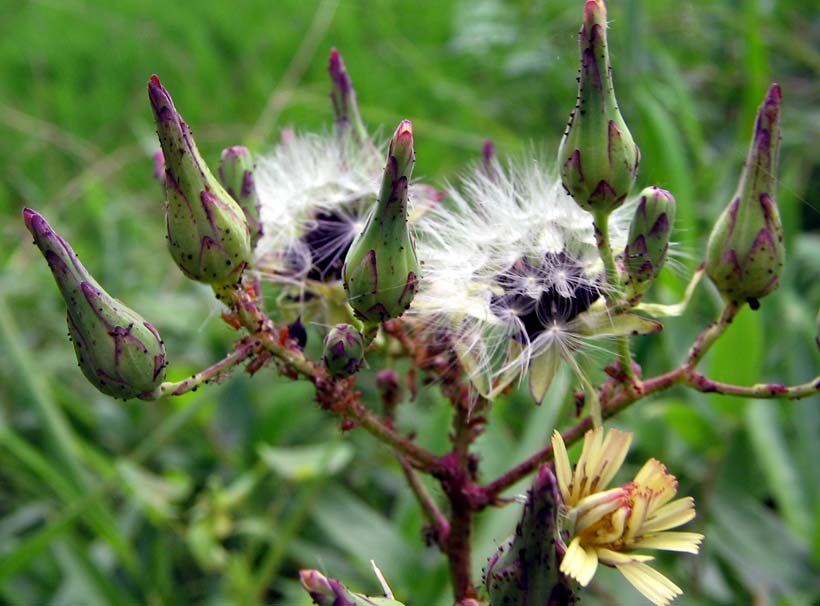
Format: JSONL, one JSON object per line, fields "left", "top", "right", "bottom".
{"left": 329, "top": 48, "right": 368, "bottom": 142}
{"left": 299, "top": 569, "right": 405, "bottom": 606}
{"left": 148, "top": 75, "right": 251, "bottom": 287}
{"left": 485, "top": 466, "right": 578, "bottom": 604}
{"left": 24, "top": 209, "right": 167, "bottom": 399}
{"left": 343, "top": 120, "right": 420, "bottom": 324}
{"left": 218, "top": 145, "right": 262, "bottom": 249}
{"left": 558, "top": 0, "right": 640, "bottom": 215}
{"left": 705, "top": 84, "right": 785, "bottom": 307}
{"left": 624, "top": 186, "right": 676, "bottom": 296}
{"left": 322, "top": 324, "right": 365, "bottom": 378}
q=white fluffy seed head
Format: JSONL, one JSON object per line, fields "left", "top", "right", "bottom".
{"left": 411, "top": 156, "right": 636, "bottom": 391}
{"left": 252, "top": 131, "right": 440, "bottom": 284}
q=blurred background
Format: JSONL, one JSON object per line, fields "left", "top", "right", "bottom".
{"left": 1, "top": 0, "right": 819, "bottom": 604}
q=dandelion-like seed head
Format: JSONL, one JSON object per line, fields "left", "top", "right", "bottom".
{"left": 252, "top": 132, "right": 439, "bottom": 314}
{"left": 552, "top": 428, "right": 704, "bottom": 606}
{"left": 412, "top": 157, "right": 645, "bottom": 400}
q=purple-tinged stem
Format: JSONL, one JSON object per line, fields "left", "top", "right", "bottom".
{"left": 152, "top": 337, "right": 258, "bottom": 398}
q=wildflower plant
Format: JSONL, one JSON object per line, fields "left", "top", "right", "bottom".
{"left": 18, "top": 2, "right": 820, "bottom": 606}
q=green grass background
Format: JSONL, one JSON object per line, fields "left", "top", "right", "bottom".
{"left": 1, "top": 0, "right": 819, "bottom": 604}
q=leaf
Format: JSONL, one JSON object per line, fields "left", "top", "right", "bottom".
{"left": 258, "top": 442, "right": 353, "bottom": 481}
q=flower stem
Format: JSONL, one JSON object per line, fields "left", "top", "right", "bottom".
{"left": 685, "top": 301, "right": 739, "bottom": 368}
{"left": 151, "top": 337, "right": 257, "bottom": 398}
{"left": 593, "top": 212, "right": 637, "bottom": 385}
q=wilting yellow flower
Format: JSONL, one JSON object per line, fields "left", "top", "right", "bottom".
{"left": 552, "top": 428, "right": 704, "bottom": 606}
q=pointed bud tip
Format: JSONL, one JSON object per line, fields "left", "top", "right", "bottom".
{"left": 396, "top": 119, "right": 413, "bottom": 139}
{"left": 22, "top": 207, "right": 40, "bottom": 234}
{"left": 584, "top": 0, "right": 607, "bottom": 24}
{"left": 147, "top": 74, "right": 174, "bottom": 116}
{"left": 220, "top": 145, "right": 250, "bottom": 161}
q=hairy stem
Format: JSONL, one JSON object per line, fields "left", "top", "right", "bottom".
{"left": 399, "top": 457, "right": 450, "bottom": 548}
{"left": 152, "top": 337, "right": 257, "bottom": 397}
{"left": 686, "top": 301, "right": 740, "bottom": 368}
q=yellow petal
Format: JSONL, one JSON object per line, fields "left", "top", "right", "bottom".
{"left": 616, "top": 562, "right": 682, "bottom": 606}
{"left": 593, "top": 429, "right": 633, "bottom": 492}
{"left": 634, "top": 459, "right": 678, "bottom": 510}
{"left": 551, "top": 430, "right": 572, "bottom": 505}
{"left": 642, "top": 497, "right": 696, "bottom": 533}
{"left": 560, "top": 536, "right": 599, "bottom": 587}
{"left": 629, "top": 531, "right": 704, "bottom": 554}
{"left": 574, "top": 427, "right": 604, "bottom": 502}
{"left": 595, "top": 547, "right": 655, "bottom": 567}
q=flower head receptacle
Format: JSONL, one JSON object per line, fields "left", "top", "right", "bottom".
{"left": 705, "top": 84, "right": 785, "bottom": 308}
{"left": 24, "top": 209, "right": 167, "bottom": 399}
{"left": 343, "top": 120, "right": 420, "bottom": 325}
{"left": 558, "top": 0, "right": 640, "bottom": 215}
{"left": 624, "top": 186, "right": 676, "bottom": 298}
{"left": 552, "top": 427, "right": 703, "bottom": 606}
{"left": 148, "top": 75, "right": 252, "bottom": 288}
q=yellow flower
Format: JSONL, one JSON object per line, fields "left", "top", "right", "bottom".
{"left": 552, "top": 427, "right": 704, "bottom": 606}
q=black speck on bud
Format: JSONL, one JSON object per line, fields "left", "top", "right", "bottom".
{"left": 343, "top": 120, "right": 420, "bottom": 325}
{"left": 624, "top": 186, "right": 676, "bottom": 297}
{"left": 706, "top": 84, "right": 785, "bottom": 306}
{"left": 557, "top": 0, "right": 639, "bottom": 215}
{"left": 218, "top": 145, "right": 263, "bottom": 249}
{"left": 322, "top": 323, "right": 365, "bottom": 378}
{"left": 148, "top": 75, "right": 252, "bottom": 287}
{"left": 24, "top": 208, "right": 166, "bottom": 400}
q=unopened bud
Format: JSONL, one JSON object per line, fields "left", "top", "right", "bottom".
{"left": 558, "top": 0, "right": 640, "bottom": 215}
{"left": 705, "top": 84, "right": 785, "bottom": 307}
{"left": 485, "top": 466, "right": 578, "bottom": 605}
{"left": 323, "top": 324, "right": 365, "bottom": 377}
{"left": 24, "top": 209, "right": 167, "bottom": 399}
{"left": 343, "top": 120, "right": 420, "bottom": 324}
{"left": 624, "top": 186, "right": 675, "bottom": 296}
{"left": 376, "top": 369, "right": 401, "bottom": 407}
{"left": 329, "top": 48, "right": 368, "bottom": 142}
{"left": 299, "top": 569, "right": 404, "bottom": 606}
{"left": 218, "top": 146, "right": 262, "bottom": 249}
{"left": 148, "top": 75, "right": 252, "bottom": 287}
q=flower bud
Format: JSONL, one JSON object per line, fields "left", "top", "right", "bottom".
{"left": 23, "top": 209, "right": 167, "bottom": 399}
{"left": 218, "top": 145, "right": 262, "bottom": 249}
{"left": 705, "top": 84, "right": 785, "bottom": 307}
{"left": 322, "top": 323, "right": 365, "bottom": 377}
{"left": 148, "top": 75, "right": 252, "bottom": 287}
{"left": 624, "top": 186, "right": 676, "bottom": 296}
{"left": 558, "top": 0, "right": 640, "bottom": 214}
{"left": 300, "top": 569, "right": 404, "bottom": 606}
{"left": 485, "top": 466, "right": 578, "bottom": 605}
{"left": 328, "top": 48, "right": 368, "bottom": 142}
{"left": 343, "top": 120, "right": 420, "bottom": 324}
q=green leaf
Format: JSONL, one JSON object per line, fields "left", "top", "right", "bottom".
{"left": 258, "top": 442, "right": 353, "bottom": 481}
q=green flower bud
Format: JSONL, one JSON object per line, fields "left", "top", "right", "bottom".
{"left": 23, "top": 208, "right": 167, "bottom": 399}
{"left": 705, "top": 84, "right": 785, "bottom": 308}
{"left": 343, "top": 120, "right": 420, "bottom": 324}
{"left": 300, "top": 570, "right": 405, "bottom": 606}
{"left": 558, "top": 0, "right": 640, "bottom": 215}
{"left": 624, "top": 186, "right": 676, "bottom": 296}
{"left": 484, "top": 466, "right": 578, "bottom": 605}
{"left": 218, "top": 146, "right": 262, "bottom": 249}
{"left": 148, "top": 75, "right": 252, "bottom": 287}
{"left": 322, "top": 323, "right": 365, "bottom": 377}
